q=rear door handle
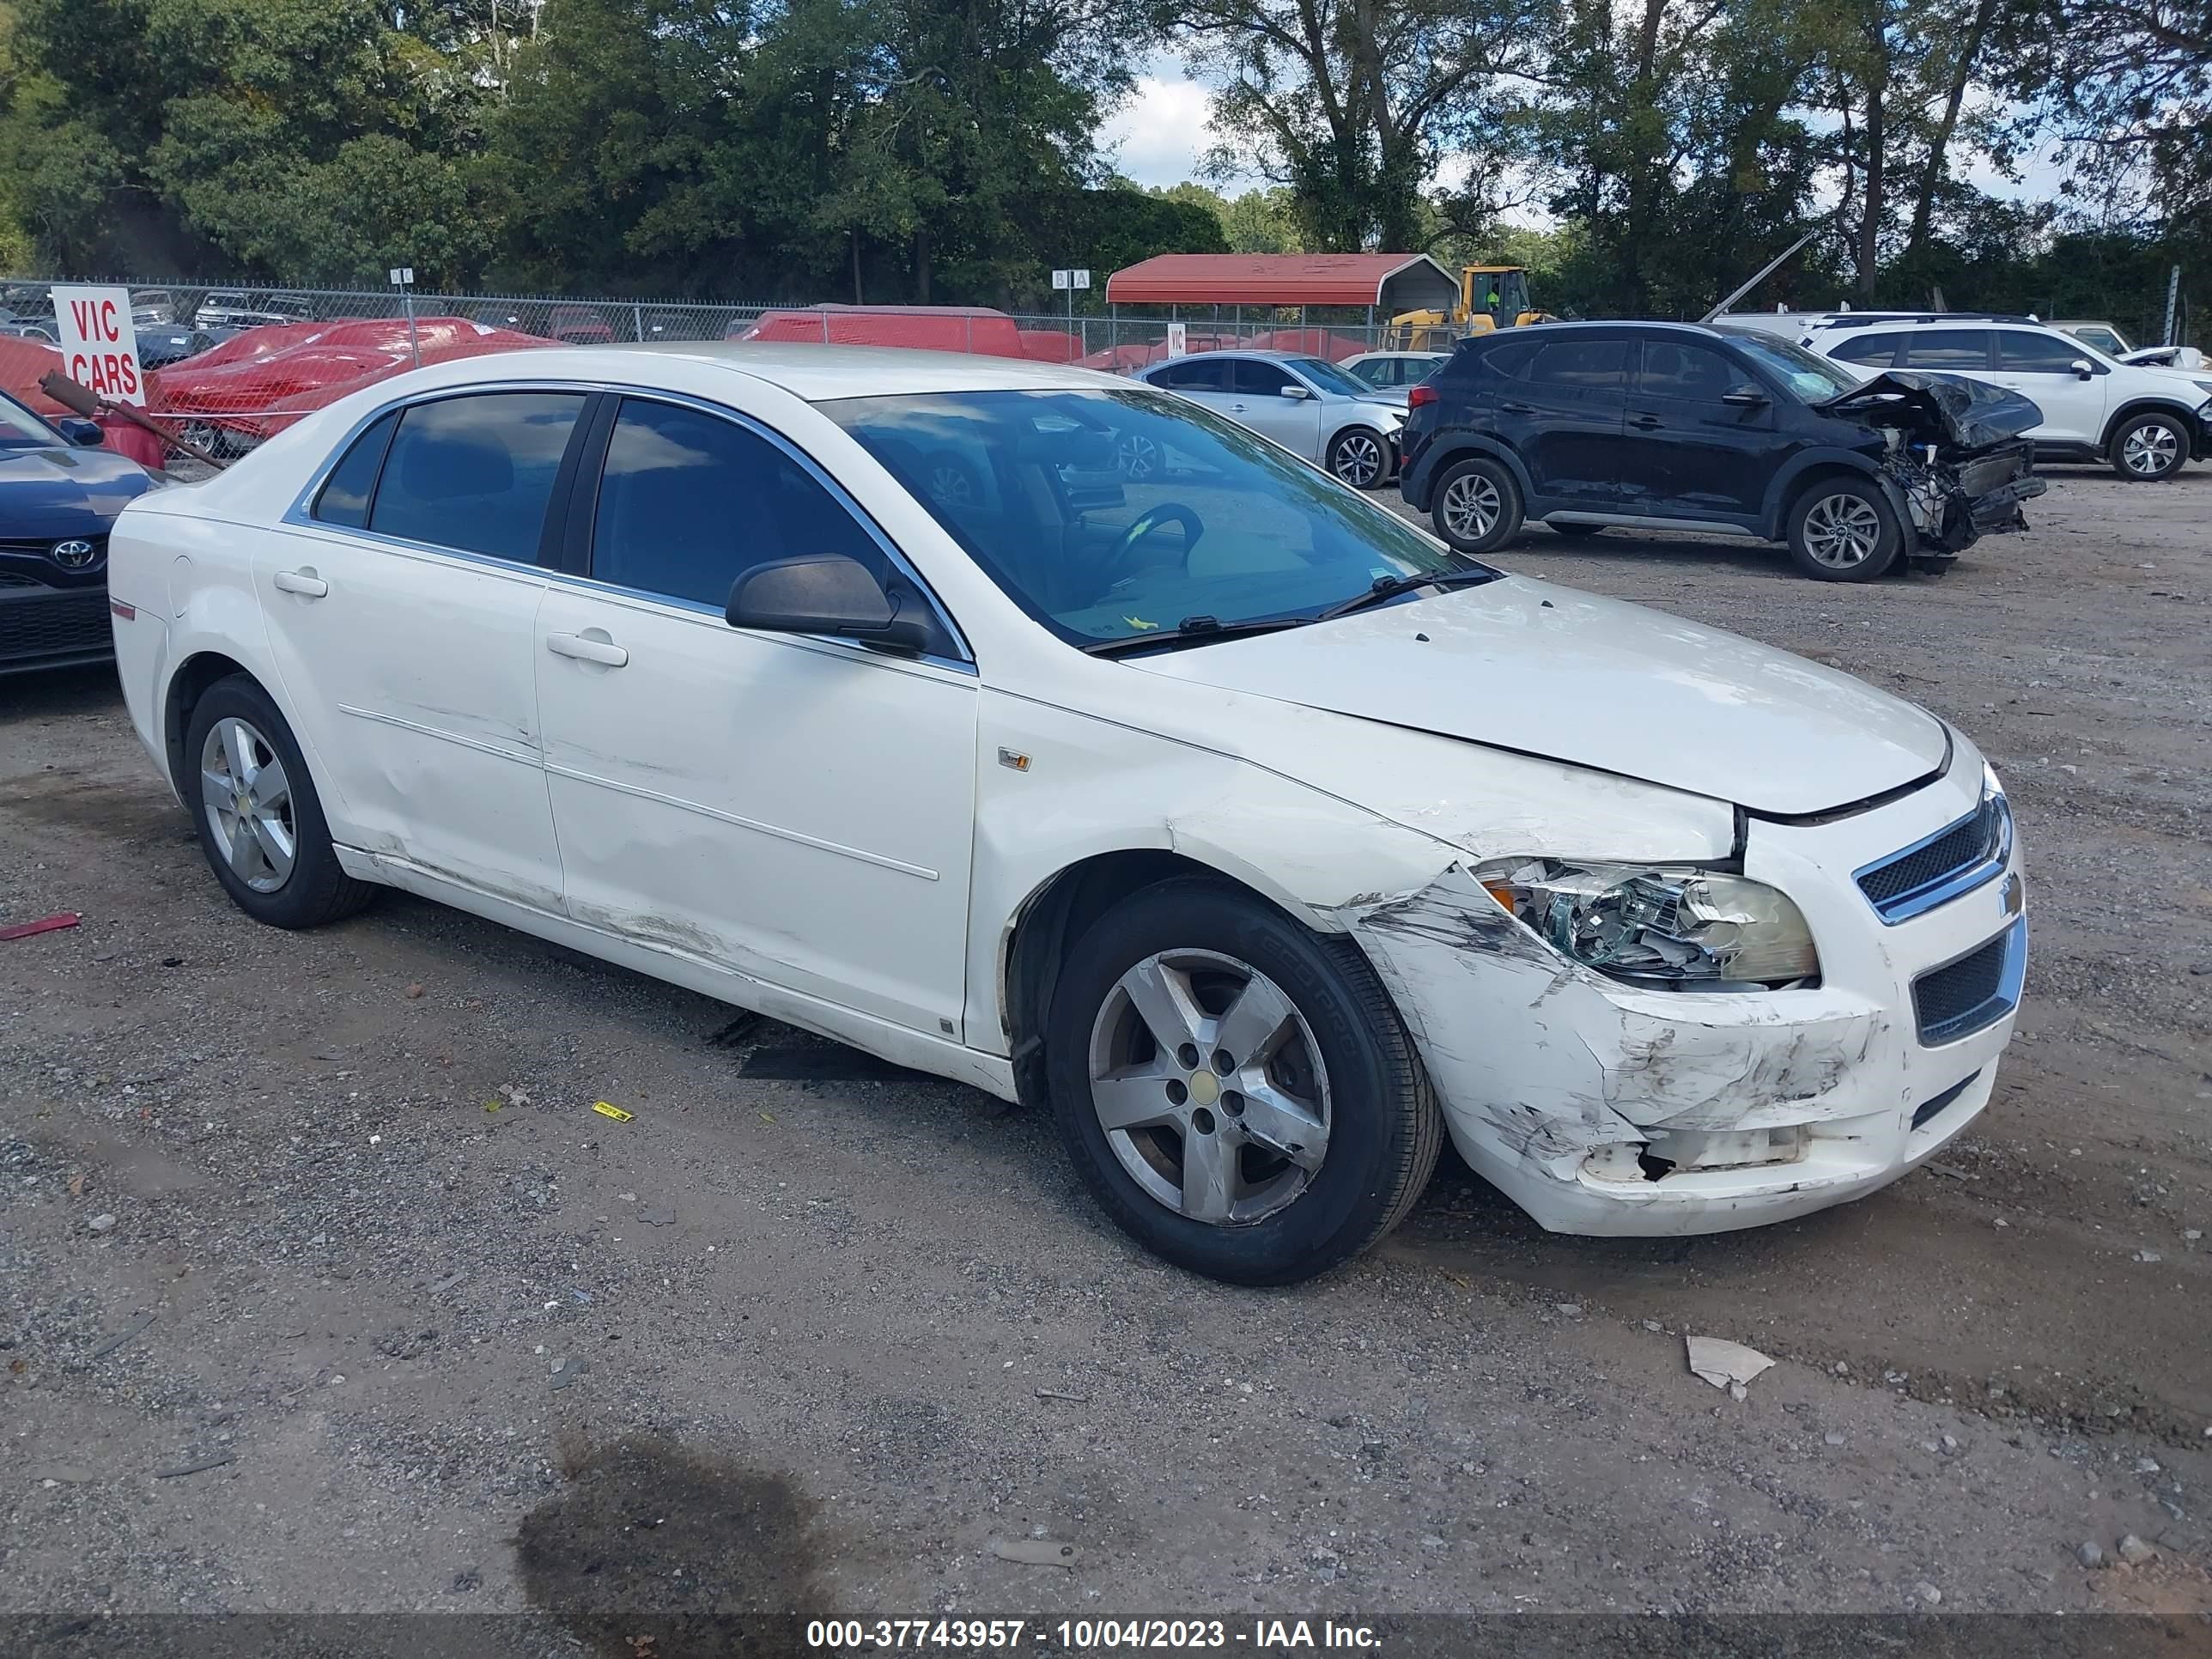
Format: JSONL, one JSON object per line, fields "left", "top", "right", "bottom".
{"left": 1628, "top": 413, "right": 1663, "bottom": 429}
{"left": 1230, "top": 403, "right": 1249, "bottom": 412}
{"left": 546, "top": 632, "right": 629, "bottom": 668}
{"left": 1499, "top": 401, "right": 1536, "bottom": 415}
{"left": 272, "top": 569, "right": 327, "bottom": 598}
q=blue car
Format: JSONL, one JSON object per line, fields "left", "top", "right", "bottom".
{"left": 0, "top": 390, "right": 161, "bottom": 674}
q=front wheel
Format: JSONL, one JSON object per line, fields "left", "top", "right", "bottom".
{"left": 1786, "top": 477, "right": 1901, "bottom": 581}
{"left": 1045, "top": 878, "right": 1442, "bottom": 1285}
{"left": 2109, "top": 411, "right": 2188, "bottom": 481}
{"left": 1429, "top": 455, "right": 1524, "bottom": 554}
{"left": 1326, "top": 427, "right": 1389, "bottom": 489}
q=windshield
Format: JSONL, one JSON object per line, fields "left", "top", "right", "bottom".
{"left": 1715, "top": 327, "right": 1863, "bottom": 401}
{"left": 1290, "top": 357, "right": 1375, "bottom": 398}
{"left": 0, "top": 389, "right": 62, "bottom": 446}
{"left": 823, "top": 388, "right": 1475, "bottom": 649}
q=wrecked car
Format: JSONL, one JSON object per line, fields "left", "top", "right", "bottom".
{"left": 111, "top": 345, "right": 2027, "bottom": 1285}
{"left": 1397, "top": 319, "right": 2045, "bottom": 580}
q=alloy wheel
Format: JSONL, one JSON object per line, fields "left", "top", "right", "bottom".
{"left": 1332, "top": 432, "right": 1384, "bottom": 489}
{"left": 1087, "top": 949, "right": 1331, "bottom": 1225}
{"left": 1440, "top": 472, "right": 1501, "bottom": 540}
{"left": 1802, "top": 492, "right": 1883, "bottom": 569}
{"left": 1118, "top": 433, "right": 1161, "bottom": 483}
{"left": 2121, "top": 422, "right": 2179, "bottom": 477}
{"left": 200, "top": 716, "right": 296, "bottom": 893}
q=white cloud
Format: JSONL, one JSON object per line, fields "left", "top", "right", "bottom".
{"left": 1101, "top": 70, "right": 1248, "bottom": 189}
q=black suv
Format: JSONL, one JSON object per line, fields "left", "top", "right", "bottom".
{"left": 1396, "top": 320, "right": 2043, "bottom": 581}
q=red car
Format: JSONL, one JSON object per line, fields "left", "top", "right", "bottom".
{"left": 545, "top": 305, "right": 617, "bottom": 344}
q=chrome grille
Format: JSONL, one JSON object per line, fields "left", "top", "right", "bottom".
{"left": 1856, "top": 793, "right": 2008, "bottom": 922}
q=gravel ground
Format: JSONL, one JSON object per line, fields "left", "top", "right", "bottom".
{"left": 2, "top": 463, "right": 2208, "bottom": 1649}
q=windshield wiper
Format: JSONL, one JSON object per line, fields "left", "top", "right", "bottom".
{"left": 1317, "top": 564, "right": 1500, "bottom": 621}
{"left": 1080, "top": 614, "right": 1313, "bottom": 657}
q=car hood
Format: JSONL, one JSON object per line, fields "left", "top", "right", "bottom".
{"left": 1814, "top": 370, "right": 2041, "bottom": 453}
{"left": 1133, "top": 575, "right": 1949, "bottom": 817}
{"left": 0, "top": 442, "right": 154, "bottom": 538}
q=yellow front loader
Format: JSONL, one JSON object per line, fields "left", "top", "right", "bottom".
{"left": 1387, "top": 265, "right": 1549, "bottom": 350}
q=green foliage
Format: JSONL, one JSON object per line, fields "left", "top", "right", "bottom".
{"left": 0, "top": 0, "right": 2200, "bottom": 341}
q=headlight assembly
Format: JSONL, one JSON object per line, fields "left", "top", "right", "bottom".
{"left": 1474, "top": 859, "right": 1820, "bottom": 989}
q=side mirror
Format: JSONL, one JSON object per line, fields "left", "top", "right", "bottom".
{"left": 2069, "top": 359, "right": 2094, "bottom": 380}
{"left": 55, "top": 416, "right": 105, "bottom": 447}
{"left": 1279, "top": 385, "right": 1311, "bottom": 400}
{"left": 726, "top": 553, "right": 932, "bottom": 653}
{"left": 1720, "top": 384, "right": 1769, "bottom": 408}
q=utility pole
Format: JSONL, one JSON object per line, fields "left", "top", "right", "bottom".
{"left": 2164, "top": 264, "right": 2182, "bottom": 347}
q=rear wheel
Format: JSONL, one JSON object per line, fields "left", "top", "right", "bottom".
{"left": 1045, "top": 878, "right": 1441, "bottom": 1285}
{"left": 1326, "top": 427, "right": 1389, "bottom": 489}
{"left": 1429, "top": 456, "right": 1524, "bottom": 555}
{"left": 1786, "top": 477, "right": 1900, "bottom": 581}
{"left": 2108, "top": 410, "right": 2187, "bottom": 481}
{"left": 182, "top": 675, "right": 375, "bottom": 929}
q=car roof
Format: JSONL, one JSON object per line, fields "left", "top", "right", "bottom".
{"left": 471, "top": 341, "right": 1132, "bottom": 401}
{"left": 1151, "top": 349, "right": 1306, "bottom": 364}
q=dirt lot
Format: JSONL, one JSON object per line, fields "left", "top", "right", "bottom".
{"left": 3, "top": 464, "right": 2209, "bottom": 1648}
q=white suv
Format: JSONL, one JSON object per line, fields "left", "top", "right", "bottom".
{"left": 1797, "top": 315, "right": 2212, "bottom": 481}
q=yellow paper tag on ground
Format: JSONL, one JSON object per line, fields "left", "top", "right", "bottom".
{"left": 591, "top": 1101, "right": 634, "bottom": 1122}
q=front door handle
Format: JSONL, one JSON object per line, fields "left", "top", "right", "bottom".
{"left": 546, "top": 631, "right": 629, "bottom": 668}
{"left": 1628, "top": 413, "right": 1663, "bottom": 429}
{"left": 272, "top": 568, "right": 327, "bottom": 598}
{"left": 1230, "top": 403, "right": 1249, "bottom": 412}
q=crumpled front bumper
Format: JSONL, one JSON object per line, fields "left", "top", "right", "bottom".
{"left": 1344, "top": 759, "right": 2025, "bottom": 1237}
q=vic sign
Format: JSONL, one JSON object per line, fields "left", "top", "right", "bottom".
{"left": 52, "top": 284, "right": 147, "bottom": 406}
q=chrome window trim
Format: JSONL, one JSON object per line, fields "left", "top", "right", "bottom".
{"left": 278, "top": 379, "right": 975, "bottom": 670}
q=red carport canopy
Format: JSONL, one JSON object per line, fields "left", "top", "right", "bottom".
{"left": 1104, "top": 253, "right": 1460, "bottom": 310}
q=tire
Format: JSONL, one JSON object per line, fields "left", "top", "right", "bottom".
{"left": 1544, "top": 521, "right": 1604, "bottom": 538}
{"left": 1326, "top": 427, "right": 1389, "bottom": 489}
{"left": 1428, "top": 456, "right": 1524, "bottom": 554}
{"left": 921, "top": 452, "right": 982, "bottom": 507}
{"left": 1044, "top": 878, "right": 1443, "bottom": 1285}
{"left": 1785, "top": 477, "right": 1901, "bottom": 581}
{"left": 181, "top": 674, "right": 376, "bottom": 929}
{"left": 2108, "top": 410, "right": 2188, "bottom": 482}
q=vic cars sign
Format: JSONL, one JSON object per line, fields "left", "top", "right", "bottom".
{"left": 52, "top": 284, "right": 147, "bottom": 405}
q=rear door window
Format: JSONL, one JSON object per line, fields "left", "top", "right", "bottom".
{"left": 312, "top": 410, "right": 398, "bottom": 527}
{"left": 589, "top": 398, "right": 885, "bottom": 610}
{"left": 367, "top": 392, "right": 587, "bottom": 562}
{"left": 1828, "top": 332, "right": 1905, "bottom": 367}
{"left": 1528, "top": 339, "right": 1631, "bottom": 389}
{"left": 1153, "top": 358, "right": 1228, "bottom": 392}
{"left": 1899, "top": 331, "right": 1992, "bottom": 371}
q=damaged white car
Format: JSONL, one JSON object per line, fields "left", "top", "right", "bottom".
{"left": 109, "top": 346, "right": 2027, "bottom": 1285}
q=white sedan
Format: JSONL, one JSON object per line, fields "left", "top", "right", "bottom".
{"left": 109, "top": 344, "right": 2027, "bottom": 1284}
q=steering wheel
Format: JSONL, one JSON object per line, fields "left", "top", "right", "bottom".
{"left": 1104, "top": 502, "right": 1206, "bottom": 583}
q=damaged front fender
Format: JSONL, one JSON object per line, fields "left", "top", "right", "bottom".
{"left": 1820, "top": 372, "right": 2051, "bottom": 561}
{"left": 1337, "top": 865, "right": 1894, "bottom": 1235}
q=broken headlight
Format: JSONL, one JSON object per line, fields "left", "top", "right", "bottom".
{"left": 1474, "top": 859, "right": 1820, "bottom": 989}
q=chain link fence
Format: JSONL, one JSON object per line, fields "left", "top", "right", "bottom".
{"left": 1, "top": 276, "right": 1401, "bottom": 466}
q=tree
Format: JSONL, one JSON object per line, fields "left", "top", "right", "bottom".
{"left": 1159, "top": 0, "right": 1544, "bottom": 252}
{"left": 7, "top": 0, "right": 495, "bottom": 280}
